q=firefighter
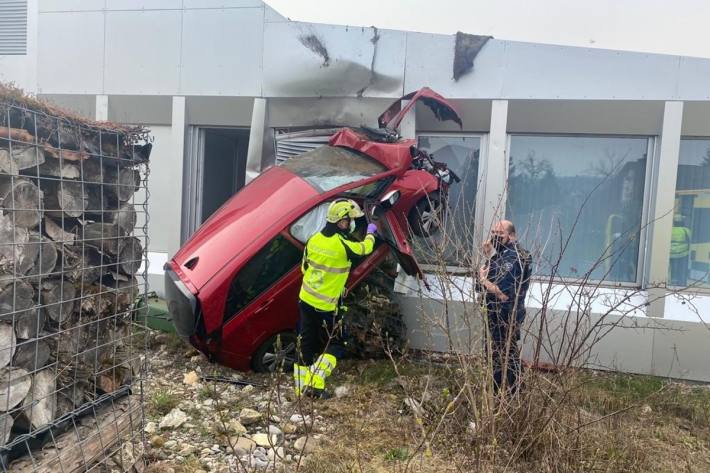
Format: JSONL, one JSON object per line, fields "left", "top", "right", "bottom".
{"left": 294, "top": 199, "right": 377, "bottom": 399}
{"left": 670, "top": 214, "right": 691, "bottom": 286}
{"left": 478, "top": 220, "right": 532, "bottom": 395}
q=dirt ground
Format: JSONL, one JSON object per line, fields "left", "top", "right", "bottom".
{"left": 142, "top": 332, "right": 710, "bottom": 473}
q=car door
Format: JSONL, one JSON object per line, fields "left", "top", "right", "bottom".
{"left": 218, "top": 232, "right": 304, "bottom": 368}
{"left": 369, "top": 203, "right": 424, "bottom": 280}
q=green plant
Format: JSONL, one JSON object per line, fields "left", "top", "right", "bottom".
{"left": 149, "top": 390, "right": 179, "bottom": 416}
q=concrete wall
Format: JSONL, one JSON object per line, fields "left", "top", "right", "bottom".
{"left": 397, "top": 291, "right": 710, "bottom": 382}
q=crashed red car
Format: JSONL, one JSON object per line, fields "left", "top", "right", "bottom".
{"left": 165, "top": 88, "right": 463, "bottom": 372}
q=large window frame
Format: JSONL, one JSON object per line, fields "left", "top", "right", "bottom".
{"left": 665, "top": 136, "right": 710, "bottom": 293}
{"left": 505, "top": 133, "right": 658, "bottom": 289}
{"left": 414, "top": 132, "right": 488, "bottom": 272}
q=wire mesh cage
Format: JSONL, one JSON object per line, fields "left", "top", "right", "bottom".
{"left": 0, "top": 86, "right": 150, "bottom": 472}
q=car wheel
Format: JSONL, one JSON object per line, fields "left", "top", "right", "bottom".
{"left": 408, "top": 192, "right": 443, "bottom": 237}
{"left": 251, "top": 332, "right": 297, "bottom": 373}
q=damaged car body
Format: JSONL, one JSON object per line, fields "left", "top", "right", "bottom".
{"left": 165, "top": 88, "right": 464, "bottom": 372}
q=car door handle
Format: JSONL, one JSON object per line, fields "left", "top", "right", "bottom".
{"left": 254, "top": 299, "right": 274, "bottom": 314}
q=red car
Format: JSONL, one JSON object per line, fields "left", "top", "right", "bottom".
{"left": 165, "top": 88, "right": 463, "bottom": 372}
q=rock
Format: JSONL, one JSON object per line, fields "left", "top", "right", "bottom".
{"left": 183, "top": 371, "right": 199, "bottom": 386}
{"left": 282, "top": 422, "right": 298, "bottom": 434}
{"left": 293, "top": 435, "right": 319, "bottom": 454}
{"left": 179, "top": 445, "right": 196, "bottom": 456}
{"left": 286, "top": 454, "right": 293, "bottom": 463}
{"left": 159, "top": 408, "right": 189, "bottom": 430}
{"left": 252, "top": 433, "right": 272, "bottom": 448}
{"left": 150, "top": 435, "right": 165, "bottom": 448}
{"left": 211, "top": 444, "right": 221, "bottom": 452}
{"left": 155, "top": 333, "right": 172, "bottom": 346}
{"left": 144, "top": 422, "right": 157, "bottom": 435}
{"left": 335, "top": 385, "right": 350, "bottom": 398}
{"left": 267, "top": 425, "right": 284, "bottom": 444}
{"left": 190, "top": 354, "right": 203, "bottom": 364}
{"left": 241, "top": 385, "right": 254, "bottom": 394}
{"left": 200, "top": 447, "right": 213, "bottom": 456}
{"left": 232, "top": 437, "right": 257, "bottom": 455}
{"left": 270, "top": 415, "right": 281, "bottom": 423}
{"left": 268, "top": 446, "right": 285, "bottom": 461}
{"left": 239, "top": 408, "right": 262, "bottom": 425}
{"left": 164, "top": 440, "right": 177, "bottom": 450}
{"left": 641, "top": 404, "right": 653, "bottom": 415}
{"left": 230, "top": 420, "right": 247, "bottom": 435}
{"left": 289, "top": 414, "right": 310, "bottom": 424}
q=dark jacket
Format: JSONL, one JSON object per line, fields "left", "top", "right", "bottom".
{"left": 482, "top": 242, "right": 532, "bottom": 326}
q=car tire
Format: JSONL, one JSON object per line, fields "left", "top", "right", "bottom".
{"left": 408, "top": 192, "right": 443, "bottom": 238}
{"left": 251, "top": 331, "right": 297, "bottom": 373}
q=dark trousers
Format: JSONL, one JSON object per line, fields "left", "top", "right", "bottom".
{"left": 670, "top": 256, "right": 689, "bottom": 286}
{"left": 297, "top": 301, "right": 345, "bottom": 366}
{"left": 485, "top": 310, "right": 522, "bottom": 394}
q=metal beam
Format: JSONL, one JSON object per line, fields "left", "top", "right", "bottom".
{"left": 245, "top": 98, "right": 267, "bottom": 184}
{"left": 647, "top": 101, "right": 684, "bottom": 317}
{"left": 481, "top": 99, "right": 509, "bottom": 236}
{"left": 170, "top": 96, "right": 186, "bottom": 257}
{"left": 94, "top": 94, "right": 108, "bottom": 121}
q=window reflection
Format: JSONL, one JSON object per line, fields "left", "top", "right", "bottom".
{"left": 670, "top": 139, "right": 710, "bottom": 287}
{"left": 415, "top": 135, "right": 480, "bottom": 264}
{"left": 507, "top": 135, "right": 648, "bottom": 283}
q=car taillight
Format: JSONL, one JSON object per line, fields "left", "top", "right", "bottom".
{"left": 164, "top": 268, "right": 199, "bottom": 337}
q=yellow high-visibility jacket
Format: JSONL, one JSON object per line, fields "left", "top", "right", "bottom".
{"left": 299, "top": 231, "right": 375, "bottom": 311}
{"left": 671, "top": 226, "right": 691, "bottom": 259}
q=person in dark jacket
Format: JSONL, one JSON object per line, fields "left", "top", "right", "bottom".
{"left": 478, "top": 220, "right": 532, "bottom": 394}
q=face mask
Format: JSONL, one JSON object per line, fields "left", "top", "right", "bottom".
{"left": 491, "top": 235, "right": 505, "bottom": 251}
{"left": 349, "top": 219, "right": 356, "bottom": 233}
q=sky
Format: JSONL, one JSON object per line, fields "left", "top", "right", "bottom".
{"left": 265, "top": 0, "right": 710, "bottom": 59}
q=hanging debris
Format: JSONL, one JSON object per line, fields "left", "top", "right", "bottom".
{"left": 453, "top": 32, "right": 492, "bottom": 81}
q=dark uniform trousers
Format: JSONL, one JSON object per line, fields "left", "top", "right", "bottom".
{"left": 297, "top": 301, "right": 346, "bottom": 366}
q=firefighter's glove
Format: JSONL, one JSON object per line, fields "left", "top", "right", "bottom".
{"left": 367, "top": 223, "right": 378, "bottom": 235}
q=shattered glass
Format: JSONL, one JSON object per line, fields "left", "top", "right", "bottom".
{"left": 282, "top": 145, "right": 385, "bottom": 193}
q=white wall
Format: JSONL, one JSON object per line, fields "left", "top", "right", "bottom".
{"left": 0, "top": 0, "right": 38, "bottom": 91}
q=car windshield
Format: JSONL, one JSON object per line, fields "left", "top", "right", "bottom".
{"left": 281, "top": 145, "right": 386, "bottom": 193}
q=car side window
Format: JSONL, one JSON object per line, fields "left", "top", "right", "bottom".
{"left": 224, "top": 235, "right": 302, "bottom": 320}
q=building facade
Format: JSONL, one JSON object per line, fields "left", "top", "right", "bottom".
{"left": 2, "top": 0, "right": 710, "bottom": 380}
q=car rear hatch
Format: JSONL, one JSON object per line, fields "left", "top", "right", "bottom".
{"left": 172, "top": 166, "right": 320, "bottom": 291}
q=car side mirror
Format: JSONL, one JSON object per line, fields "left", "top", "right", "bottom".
{"left": 379, "top": 190, "right": 400, "bottom": 210}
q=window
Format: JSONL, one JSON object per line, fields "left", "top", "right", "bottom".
{"left": 281, "top": 146, "right": 386, "bottom": 193}
{"left": 224, "top": 235, "right": 302, "bottom": 319}
{"left": 414, "top": 135, "right": 481, "bottom": 264}
{"left": 669, "top": 139, "right": 710, "bottom": 287}
{"left": 0, "top": 1, "right": 27, "bottom": 55}
{"left": 507, "top": 135, "right": 649, "bottom": 283}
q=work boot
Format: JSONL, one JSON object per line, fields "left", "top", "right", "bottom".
{"left": 302, "top": 386, "right": 331, "bottom": 400}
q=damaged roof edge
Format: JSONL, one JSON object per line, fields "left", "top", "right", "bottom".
{"left": 453, "top": 32, "right": 493, "bottom": 81}
{"left": 378, "top": 87, "right": 463, "bottom": 130}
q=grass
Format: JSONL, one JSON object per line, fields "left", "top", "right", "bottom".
{"left": 300, "top": 359, "right": 710, "bottom": 473}
{"left": 577, "top": 371, "right": 710, "bottom": 427}
{"left": 384, "top": 447, "right": 410, "bottom": 462}
{"left": 148, "top": 389, "right": 180, "bottom": 416}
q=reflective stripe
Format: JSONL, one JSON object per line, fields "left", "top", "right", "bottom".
{"left": 301, "top": 283, "right": 339, "bottom": 305}
{"left": 314, "top": 354, "right": 337, "bottom": 376}
{"left": 307, "top": 259, "right": 350, "bottom": 274}
{"left": 310, "top": 373, "right": 326, "bottom": 390}
{"left": 293, "top": 364, "right": 311, "bottom": 396}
